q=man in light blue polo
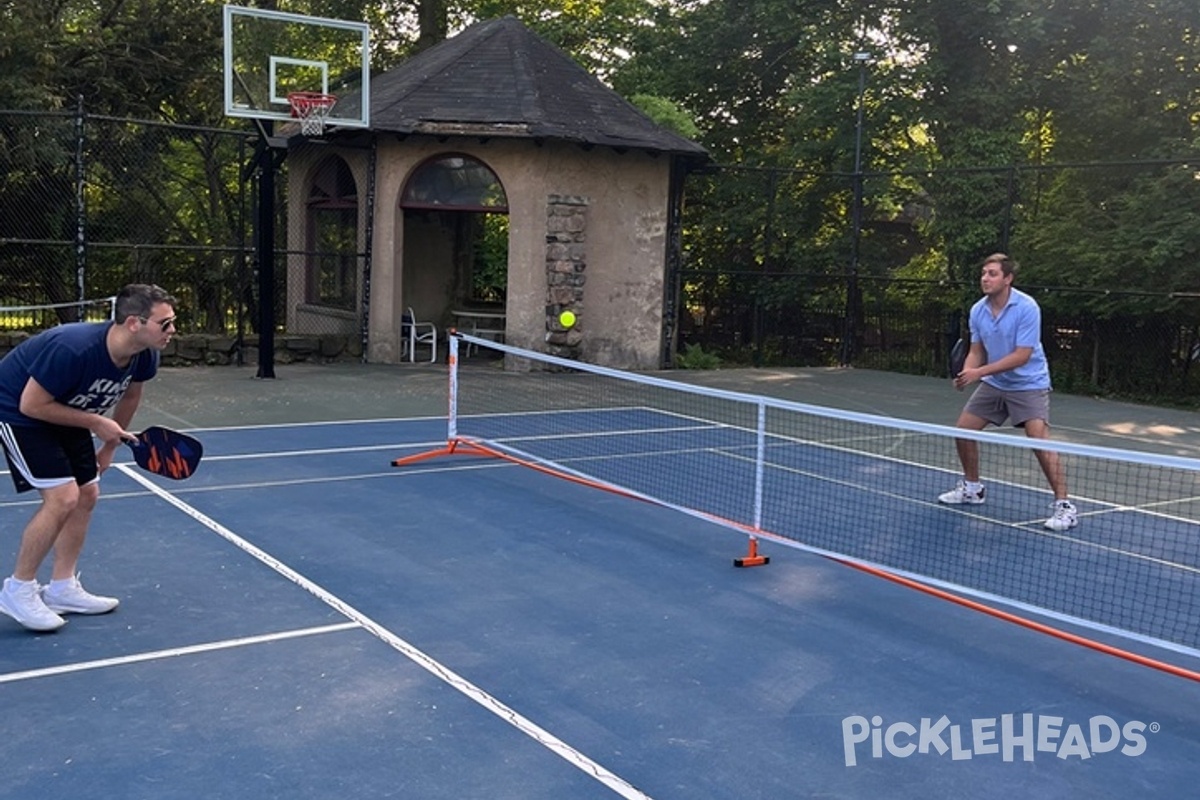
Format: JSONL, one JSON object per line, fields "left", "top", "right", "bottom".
{"left": 937, "top": 253, "right": 1078, "bottom": 531}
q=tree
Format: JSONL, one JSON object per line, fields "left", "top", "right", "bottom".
{"left": 3, "top": 0, "right": 1196, "bottom": 344}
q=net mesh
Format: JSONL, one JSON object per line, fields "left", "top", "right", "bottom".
{"left": 0, "top": 297, "right": 115, "bottom": 332}
{"left": 287, "top": 92, "right": 337, "bottom": 137}
{"left": 425, "top": 334, "right": 1200, "bottom": 659}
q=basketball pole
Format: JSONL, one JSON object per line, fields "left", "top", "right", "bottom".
{"left": 253, "top": 119, "right": 284, "bottom": 379}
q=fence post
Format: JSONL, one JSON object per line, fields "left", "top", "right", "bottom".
{"left": 360, "top": 138, "right": 377, "bottom": 363}
{"left": 841, "top": 54, "right": 870, "bottom": 366}
{"left": 661, "top": 160, "right": 688, "bottom": 369}
{"left": 755, "top": 168, "right": 779, "bottom": 367}
{"left": 1002, "top": 165, "right": 1016, "bottom": 252}
{"left": 74, "top": 95, "right": 87, "bottom": 309}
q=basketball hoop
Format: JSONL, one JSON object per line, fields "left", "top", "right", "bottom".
{"left": 287, "top": 91, "right": 338, "bottom": 136}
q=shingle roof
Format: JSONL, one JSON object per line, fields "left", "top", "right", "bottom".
{"left": 353, "top": 16, "right": 707, "bottom": 160}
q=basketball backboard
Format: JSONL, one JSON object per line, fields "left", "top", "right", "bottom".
{"left": 223, "top": 4, "right": 370, "bottom": 131}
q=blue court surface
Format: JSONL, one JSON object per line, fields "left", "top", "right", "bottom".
{"left": 2, "top": 406, "right": 1200, "bottom": 798}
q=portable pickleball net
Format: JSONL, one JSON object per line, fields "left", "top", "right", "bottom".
{"left": 394, "top": 333, "right": 1200, "bottom": 680}
{"left": 0, "top": 296, "right": 116, "bottom": 331}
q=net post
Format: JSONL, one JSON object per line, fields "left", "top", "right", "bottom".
{"left": 734, "top": 536, "right": 770, "bottom": 568}
{"left": 392, "top": 332, "right": 490, "bottom": 467}
{"left": 447, "top": 331, "right": 459, "bottom": 441}
{"left": 753, "top": 401, "right": 766, "bottom": 530}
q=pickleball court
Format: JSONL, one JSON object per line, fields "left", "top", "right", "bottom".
{"left": 2, "top": 356, "right": 1198, "bottom": 799}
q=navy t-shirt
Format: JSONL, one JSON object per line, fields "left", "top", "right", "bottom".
{"left": 0, "top": 322, "right": 159, "bottom": 426}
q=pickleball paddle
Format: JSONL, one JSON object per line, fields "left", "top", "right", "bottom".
{"left": 948, "top": 337, "right": 967, "bottom": 378}
{"left": 125, "top": 426, "right": 203, "bottom": 479}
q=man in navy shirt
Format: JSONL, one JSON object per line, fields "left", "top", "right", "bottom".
{"left": 937, "top": 254, "right": 1078, "bottom": 532}
{"left": 0, "top": 284, "right": 176, "bottom": 631}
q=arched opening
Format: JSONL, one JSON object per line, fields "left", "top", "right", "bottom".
{"left": 400, "top": 154, "right": 508, "bottom": 319}
{"left": 305, "top": 156, "right": 358, "bottom": 310}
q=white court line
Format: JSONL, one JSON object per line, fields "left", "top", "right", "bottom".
{"left": 136, "top": 415, "right": 446, "bottom": 434}
{"left": 195, "top": 440, "right": 437, "bottom": 462}
{"left": 0, "top": 623, "right": 358, "bottom": 684}
{"left": 1, "top": 443, "right": 516, "bottom": 506}
{"left": 147, "top": 459, "right": 515, "bottom": 495}
{"left": 113, "top": 463, "right": 655, "bottom": 800}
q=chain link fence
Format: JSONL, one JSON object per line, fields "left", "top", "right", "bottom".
{"left": 5, "top": 107, "right": 1197, "bottom": 400}
{"left": 0, "top": 106, "right": 360, "bottom": 352}
{"left": 677, "top": 160, "right": 1200, "bottom": 404}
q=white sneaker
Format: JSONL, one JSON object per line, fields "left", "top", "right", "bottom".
{"left": 0, "top": 577, "right": 66, "bottom": 631}
{"left": 1044, "top": 500, "right": 1079, "bottom": 531}
{"left": 41, "top": 575, "right": 119, "bottom": 615}
{"left": 938, "top": 480, "right": 986, "bottom": 505}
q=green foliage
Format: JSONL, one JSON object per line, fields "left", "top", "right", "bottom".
{"left": 4, "top": 1, "right": 220, "bottom": 119}
{"left": 450, "top": 0, "right": 653, "bottom": 76}
{"left": 1019, "top": 161, "right": 1200, "bottom": 312}
{"left": 675, "top": 343, "right": 721, "bottom": 370}
{"left": 0, "top": 4, "right": 63, "bottom": 110}
{"left": 472, "top": 213, "right": 509, "bottom": 302}
{"left": 2, "top": 0, "right": 1198, "bottom": 376}
{"left": 628, "top": 94, "right": 699, "bottom": 139}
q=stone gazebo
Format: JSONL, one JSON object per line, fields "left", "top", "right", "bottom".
{"left": 285, "top": 15, "right": 709, "bottom": 369}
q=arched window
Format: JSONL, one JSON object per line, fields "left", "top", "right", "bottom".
{"left": 402, "top": 155, "right": 507, "bottom": 211}
{"left": 401, "top": 155, "right": 510, "bottom": 305}
{"left": 306, "top": 157, "right": 358, "bottom": 309}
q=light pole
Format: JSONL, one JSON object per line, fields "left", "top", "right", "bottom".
{"left": 841, "top": 51, "right": 870, "bottom": 366}
{"left": 852, "top": 51, "right": 869, "bottom": 175}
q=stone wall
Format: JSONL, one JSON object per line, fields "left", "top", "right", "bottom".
{"left": 0, "top": 333, "right": 363, "bottom": 366}
{"left": 544, "top": 194, "right": 587, "bottom": 359}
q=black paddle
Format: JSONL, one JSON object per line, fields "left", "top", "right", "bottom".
{"left": 948, "top": 337, "right": 968, "bottom": 378}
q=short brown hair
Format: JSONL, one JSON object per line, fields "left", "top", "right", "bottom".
{"left": 982, "top": 253, "right": 1018, "bottom": 277}
{"left": 114, "top": 284, "right": 177, "bottom": 323}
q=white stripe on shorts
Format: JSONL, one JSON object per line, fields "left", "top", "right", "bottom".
{"left": 0, "top": 422, "right": 78, "bottom": 490}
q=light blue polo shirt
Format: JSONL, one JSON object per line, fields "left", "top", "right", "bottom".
{"left": 969, "top": 287, "right": 1051, "bottom": 391}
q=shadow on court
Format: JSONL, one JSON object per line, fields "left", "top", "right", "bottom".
{"left": 1, "top": 362, "right": 1198, "bottom": 799}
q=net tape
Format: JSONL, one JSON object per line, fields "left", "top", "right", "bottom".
{"left": 0, "top": 296, "right": 116, "bottom": 331}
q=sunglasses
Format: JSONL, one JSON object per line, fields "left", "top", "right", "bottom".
{"left": 140, "top": 315, "right": 177, "bottom": 331}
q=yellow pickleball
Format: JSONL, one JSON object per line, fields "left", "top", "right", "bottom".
{"left": 559, "top": 310, "right": 576, "bottom": 328}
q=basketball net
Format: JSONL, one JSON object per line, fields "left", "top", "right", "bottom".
{"left": 287, "top": 91, "right": 338, "bottom": 137}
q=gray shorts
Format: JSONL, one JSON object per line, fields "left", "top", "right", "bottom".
{"left": 963, "top": 383, "right": 1051, "bottom": 428}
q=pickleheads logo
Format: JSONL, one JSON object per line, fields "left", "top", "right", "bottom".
{"left": 842, "top": 714, "right": 1157, "bottom": 767}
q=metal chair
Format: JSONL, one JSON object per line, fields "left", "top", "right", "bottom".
{"left": 401, "top": 307, "right": 437, "bottom": 363}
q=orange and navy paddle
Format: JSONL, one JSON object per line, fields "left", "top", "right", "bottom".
{"left": 125, "top": 426, "right": 203, "bottom": 479}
